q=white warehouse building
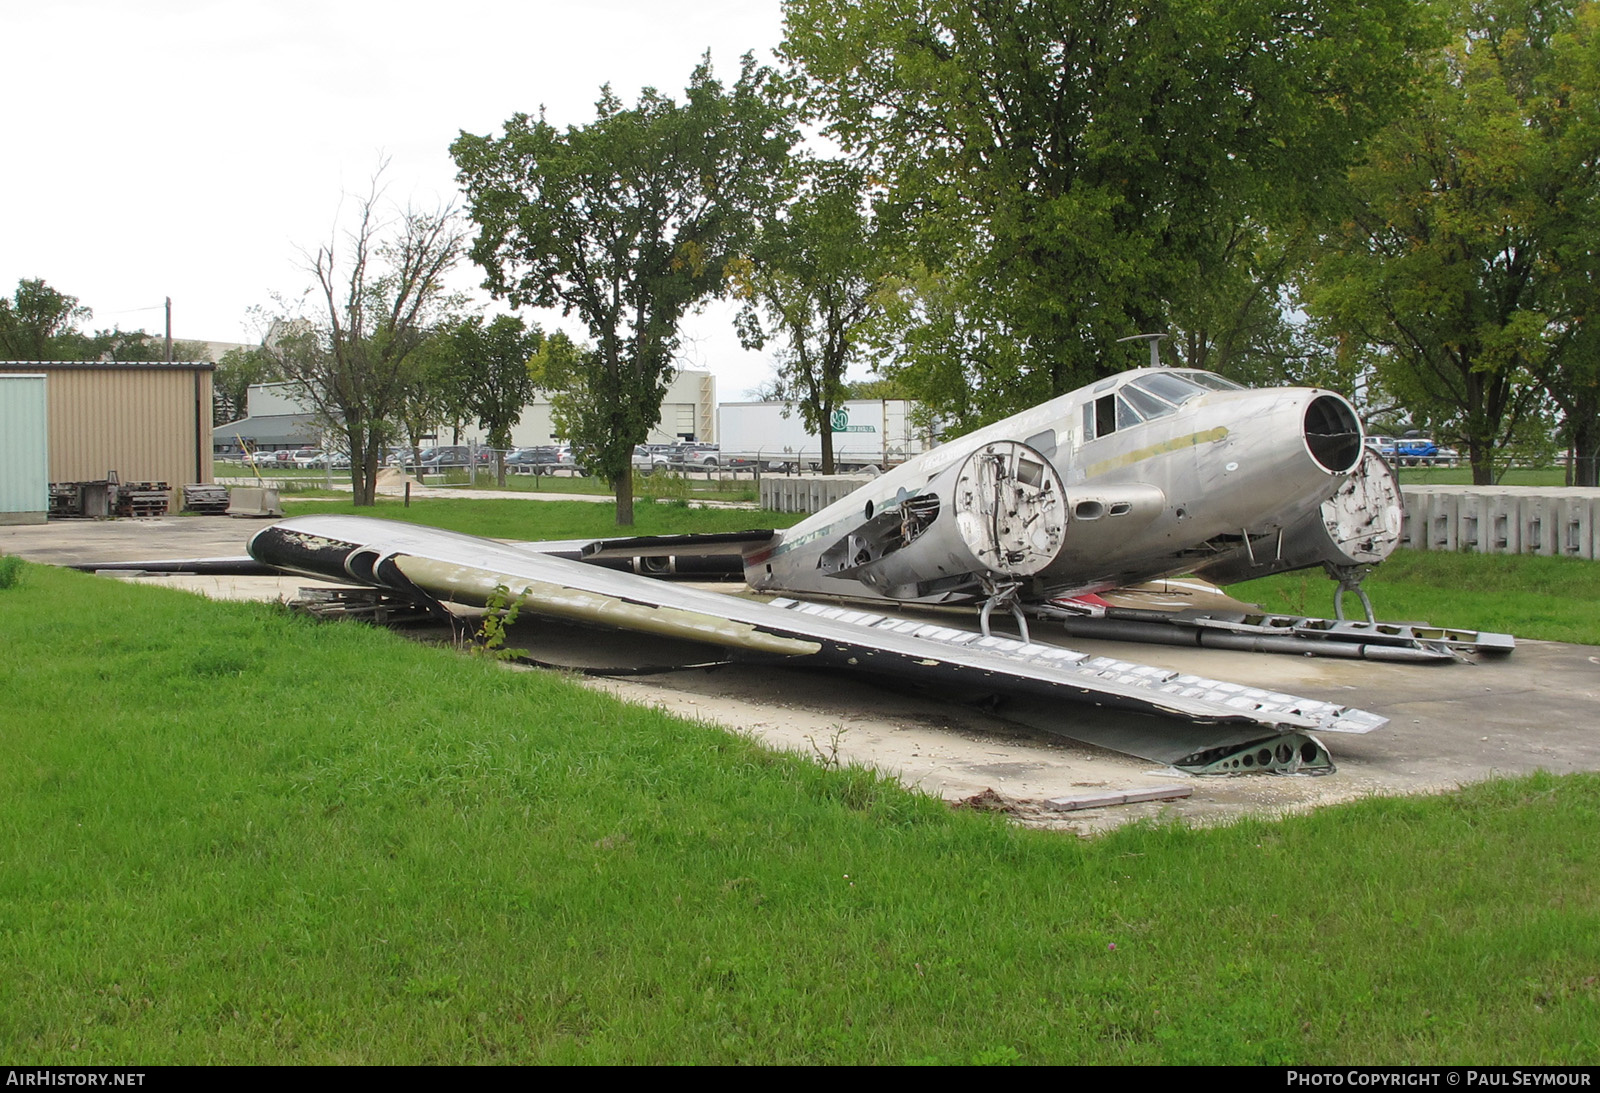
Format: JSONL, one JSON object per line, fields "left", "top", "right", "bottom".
{"left": 215, "top": 369, "right": 716, "bottom": 453}
{"left": 506, "top": 369, "right": 716, "bottom": 448}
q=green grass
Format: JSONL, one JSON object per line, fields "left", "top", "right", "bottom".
{"left": 2, "top": 561, "right": 1598, "bottom": 1063}
{"left": 281, "top": 495, "right": 804, "bottom": 540}
{"left": 1389, "top": 465, "right": 1571, "bottom": 487}
{"left": 473, "top": 470, "right": 760, "bottom": 504}
{"left": 281, "top": 498, "right": 1600, "bottom": 645}
{"left": 1230, "top": 549, "right": 1600, "bottom": 645}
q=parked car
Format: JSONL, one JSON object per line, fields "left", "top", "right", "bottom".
{"left": 668, "top": 442, "right": 721, "bottom": 467}
{"left": 632, "top": 444, "right": 672, "bottom": 475}
{"left": 418, "top": 445, "right": 471, "bottom": 470}
{"left": 506, "top": 446, "right": 565, "bottom": 474}
{"left": 556, "top": 445, "right": 587, "bottom": 475}
{"left": 1393, "top": 437, "right": 1439, "bottom": 465}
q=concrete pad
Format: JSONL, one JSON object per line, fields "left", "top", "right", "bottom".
{"left": 5, "top": 515, "right": 1598, "bottom": 833}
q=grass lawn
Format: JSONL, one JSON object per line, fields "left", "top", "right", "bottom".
{"left": 2, "top": 559, "right": 1598, "bottom": 1064}
{"left": 1388, "top": 466, "right": 1572, "bottom": 487}
{"left": 277, "top": 496, "right": 1600, "bottom": 647}
{"left": 1230, "top": 549, "right": 1600, "bottom": 646}
{"left": 216, "top": 463, "right": 761, "bottom": 505}
{"left": 463, "top": 471, "right": 761, "bottom": 505}
{"left": 280, "top": 496, "right": 805, "bottom": 540}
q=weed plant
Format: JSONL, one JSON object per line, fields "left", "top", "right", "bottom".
{"left": 2, "top": 564, "right": 1598, "bottom": 1063}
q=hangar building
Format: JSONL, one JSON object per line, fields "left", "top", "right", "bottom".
{"left": 0, "top": 360, "right": 215, "bottom": 522}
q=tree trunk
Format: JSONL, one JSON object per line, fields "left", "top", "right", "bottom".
{"left": 615, "top": 463, "right": 634, "bottom": 526}
{"left": 1468, "top": 438, "right": 1494, "bottom": 486}
{"left": 345, "top": 422, "right": 373, "bottom": 507}
{"left": 820, "top": 406, "right": 836, "bottom": 476}
{"left": 1572, "top": 399, "right": 1600, "bottom": 488}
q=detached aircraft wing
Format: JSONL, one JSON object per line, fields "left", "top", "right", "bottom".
{"left": 240, "top": 514, "right": 1385, "bottom": 774}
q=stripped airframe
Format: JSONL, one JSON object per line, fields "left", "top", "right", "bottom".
{"left": 235, "top": 347, "right": 1511, "bottom": 776}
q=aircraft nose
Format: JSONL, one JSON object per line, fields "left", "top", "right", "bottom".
{"left": 1303, "top": 393, "right": 1362, "bottom": 474}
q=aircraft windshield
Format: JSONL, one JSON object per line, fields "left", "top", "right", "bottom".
{"left": 1129, "top": 372, "right": 1208, "bottom": 407}
{"left": 1120, "top": 384, "right": 1174, "bottom": 420}
{"left": 1085, "top": 370, "right": 1245, "bottom": 440}
{"left": 1180, "top": 371, "right": 1246, "bottom": 392}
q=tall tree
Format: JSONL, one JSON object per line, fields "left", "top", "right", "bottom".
{"left": 0, "top": 279, "right": 91, "bottom": 359}
{"left": 1529, "top": 2, "right": 1600, "bottom": 485}
{"left": 1306, "top": 0, "right": 1600, "bottom": 484}
{"left": 781, "top": 0, "right": 1434, "bottom": 426}
{"left": 731, "top": 161, "right": 882, "bottom": 473}
{"left": 392, "top": 327, "right": 465, "bottom": 471}
{"left": 453, "top": 54, "right": 795, "bottom": 525}
{"left": 444, "top": 314, "right": 542, "bottom": 487}
{"left": 274, "top": 174, "right": 467, "bottom": 505}
{"left": 213, "top": 345, "right": 284, "bottom": 425}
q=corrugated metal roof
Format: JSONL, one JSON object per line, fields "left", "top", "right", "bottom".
{"left": 0, "top": 360, "right": 214, "bottom": 371}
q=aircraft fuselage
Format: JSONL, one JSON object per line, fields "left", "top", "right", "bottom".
{"left": 746, "top": 368, "right": 1368, "bottom": 604}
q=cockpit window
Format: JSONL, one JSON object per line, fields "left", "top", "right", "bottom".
{"left": 1129, "top": 371, "right": 1210, "bottom": 406}
{"left": 1115, "top": 393, "right": 1144, "bottom": 429}
{"left": 1120, "top": 383, "right": 1175, "bottom": 421}
{"left": 1181, "top": 371, "right": 1247, "bottom": 392}
{"left": 1084, "top": 370, "right": 1243, "bottom": 440}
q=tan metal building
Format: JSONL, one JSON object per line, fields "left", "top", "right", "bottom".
{"left": 0, "top": 361, "right": 215, "bottom": 511}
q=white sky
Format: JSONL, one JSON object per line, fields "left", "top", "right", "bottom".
{"left": 1, "top": 0, "right": 795, "bottom": 398}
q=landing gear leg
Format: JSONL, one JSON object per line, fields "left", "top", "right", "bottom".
{"left": 1326, "top": 562, "right": 1377, "bottom": 624}
{"left": 979, "top": 579, "right": 1030, "bottom": 642}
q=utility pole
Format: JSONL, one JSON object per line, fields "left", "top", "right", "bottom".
{"left": 164, "top": 297, "right": 173, "bottom": 362}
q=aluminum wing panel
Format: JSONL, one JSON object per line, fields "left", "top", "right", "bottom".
{"left": 248, "top": 515, "right": 1387, "bottom": 743}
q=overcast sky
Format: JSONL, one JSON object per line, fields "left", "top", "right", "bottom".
{"left": 1, "top": 0, "right": 799, "bottom": 398}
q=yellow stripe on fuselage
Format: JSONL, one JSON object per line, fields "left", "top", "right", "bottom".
{"left": 1084, "top": 426, "right": 1229, "bottom": 478}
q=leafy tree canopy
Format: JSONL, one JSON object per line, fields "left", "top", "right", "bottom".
{"left": 731, "top": 159, "right": 883, "bottom": 472}
{"left": 1305, "top": 0, "right": 1600, "bottom": 483}
{"left": 453, "top": 53, "right": 796, "bottom": 524}
{"left": 441, "top": 313, "right": 543, "bottom": 485}
{"left": 0, "top": 279, "right": 91, "bottom": 360}
{"left": 781, "top": 0, "right": 1436, "bottom": 427}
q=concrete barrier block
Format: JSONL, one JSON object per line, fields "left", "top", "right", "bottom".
{"left": 759, "top": 475, "right": 873, "bottom": 515}
{"left": 1556, "top": 495, "right": 1597, "bottom": 559}
{"left": 1455, "top": 492, "right": 1488, "bottom": 553}
{"left": 1484, "top": 493, "right": 1522, "bottom": 554}
{"left": 1521, "top": 494, "right": 1560, "bottom": 556}
{"left": 1399, "top": 488, "right": 1428, "bottom": 550}
{"left": 1425, "top": 491, "right": 1459, "bottom": 552}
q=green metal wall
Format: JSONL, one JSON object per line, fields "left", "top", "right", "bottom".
{"left": 0, "top": 374, "right": 48, "bottom": 524}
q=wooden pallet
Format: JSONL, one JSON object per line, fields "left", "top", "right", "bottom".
{"left": 115, "top": 482, "right": 169, "bottom": 518}
{"left": 182, "top": 484, "right": 230, "bottom": 515}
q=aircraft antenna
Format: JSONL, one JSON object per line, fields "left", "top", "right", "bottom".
{"left": 1117, "top": 332, "right": 1167, "bottom": 368}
